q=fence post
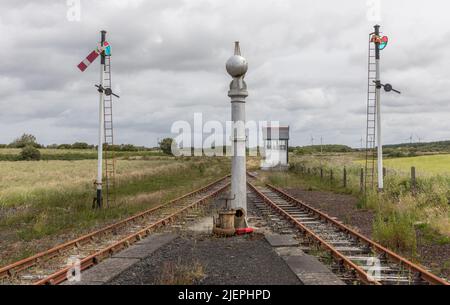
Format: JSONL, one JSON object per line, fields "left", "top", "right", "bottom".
{"left": 330, "top": 169, "right": 333, "bottom": 184}
{"left": 411, "top": 166, "right": 416, "bottom": 194}
{"left": 360, "top": 168, "right": 364, "bottom": 193}
{"left": 383, "top": 167, "right": 387, "bottom": 177}
{"left": 320, "top": 167, "right": 323, "bottom": 180}
{"left": 343, "top": 167, "right": 347, "bottom": 188}
{"left": 307, "top": 168, "right": 310, "bottom": 175}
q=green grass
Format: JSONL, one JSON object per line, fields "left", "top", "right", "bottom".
{"left": 0, "top": 158, "right": 176, "bottom": 207}
{"left": 416, "top": 223, "right": 450, "bottom": 245}
{"left": 293, "top": 151, "right": 450, "bottom": 176}
{"left": 382, "top": 154, "right": 450, "bottom": 176}
{"left": 351, "top": 153, "right": 450, "bottom": 177}
{"left": 373, "top": 212, "right": 418, "bottom": 256}
{"left": 0, "top": 156, "right": 230, "bottom": 266}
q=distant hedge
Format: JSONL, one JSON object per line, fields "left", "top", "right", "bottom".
{"left": 0, "top": 149, "right": 166, "bottom": 161}
{"left": 294, "top": 144, "right": 354, "bottom": 155}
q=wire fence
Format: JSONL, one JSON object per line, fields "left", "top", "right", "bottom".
{"left": 289, "top": 163, "right": 422, "bottom": 194}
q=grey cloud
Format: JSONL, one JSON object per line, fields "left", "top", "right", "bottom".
{"left": 1, "top": 0, "right": 450, "bottom": 147}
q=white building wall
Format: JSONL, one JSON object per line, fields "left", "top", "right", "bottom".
{"left": 261, "top": 139, "right": 288, "bottom": 169}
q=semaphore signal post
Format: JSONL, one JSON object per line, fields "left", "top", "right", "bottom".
{"left": 77, "top": 30, "right": 119, "bottom": 208}
{"left": 365, "top": 25, "right": 401, "bottom": 193}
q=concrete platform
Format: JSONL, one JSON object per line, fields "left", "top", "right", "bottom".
{"left": 113, "top": 233, "right": 178, "bottom": 259}
{"left": 265, "top": 234, "right": 299, "bottom": 247}
{"left": 62, "top": 233, "right": 178, "bottom": 285}
{"left": 268, "top": 234, "right": 345, "bottom": 285}
{"left": 63, "top": 257, "right": 140, "bottom": 285}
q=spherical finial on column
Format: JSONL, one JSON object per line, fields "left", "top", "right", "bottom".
{"left": 226, "top": 41, "right": 248, "bottom": 78}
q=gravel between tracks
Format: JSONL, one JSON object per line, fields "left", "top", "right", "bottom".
{"left": 284, "top": 188, "right": 374, "bottom": 237}
{"left": 108, "top": 232, "right": 301, "bottom": 285}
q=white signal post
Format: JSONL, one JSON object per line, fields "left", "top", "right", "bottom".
{"left": 96, "top": 30, "right": 107, "bottom": 208}
{"left": 369, "top": 25, "right": 400, "bottom": 192}
{"left": 77, "top": 30, "right": 118, "bottom": 208}
{"left": 374, "top": 25, "right": 383, "bottom": 191}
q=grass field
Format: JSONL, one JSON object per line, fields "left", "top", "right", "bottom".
{"left": 0, "top": 148, "right": 164, "bottom": 161}
{"left": 0, "top": 155, "right": 231, "bottom": 266}
{"left": 293, "top": 152, "right": 450, "bottom": 176}
{"left": 0, "top": 157, "right": 175, "bottom": 206}
{"left": 382, "top": 154, "right": 450, "bottom": 176}
{"left": 0, "top": 148, "right": 94, "bottom": 155}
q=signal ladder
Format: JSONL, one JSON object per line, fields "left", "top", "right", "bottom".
{"left": 364, "top": 38, "right": 377, "bottom": 192}
{"left": 103, "top": 55, "right": 116, "bottom": 206}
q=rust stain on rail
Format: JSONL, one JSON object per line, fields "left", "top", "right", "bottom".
{"left": 246, "top": 171, "right": 448, "bottom": 285}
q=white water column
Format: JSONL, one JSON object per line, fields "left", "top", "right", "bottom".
{"left": 226, "top": 42, "right": 248, "bottom": 213}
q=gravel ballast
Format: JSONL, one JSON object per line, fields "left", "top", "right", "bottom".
{"left": 108, "top": 233, "right": 302, "bottom": 285}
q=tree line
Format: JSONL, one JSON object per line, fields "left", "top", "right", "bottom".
{"left": 0, "top": 134, "right": 158, "bottom": 151}
{"left": 0, "top": 134, "right": 172, "bottom": 161}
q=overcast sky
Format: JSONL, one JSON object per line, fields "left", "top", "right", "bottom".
{"left": 1, "top": 0, "right": 450, "bottom": 147}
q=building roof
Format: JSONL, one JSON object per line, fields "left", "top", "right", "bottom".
{"left": 262, "top": 126, "right": 289, "bottom": 140}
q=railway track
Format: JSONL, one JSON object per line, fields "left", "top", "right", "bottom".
{"left": 0, "top": 176, "right": 230, "bottom": 285}
{"left": 246, "top": 172, "right": 449, "bottom": 285}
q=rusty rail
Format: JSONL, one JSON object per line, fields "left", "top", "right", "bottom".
{"left": 0, "top": 175, "right": 230, "bottom": 284}
{"left": 264, "top": 183, "right": 449, "bottom": 285}
{"left": 247, "top": 181, "right": 380, "bottom": 285}
{"left": 246, "top": 172, "right": 448, "bottom": 285}
{"left": 35, "top": 181, "right": 229, "bottom": 285}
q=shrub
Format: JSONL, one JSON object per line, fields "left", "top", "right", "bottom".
{"left": 159, "top": 138, "right": 175, "bottom": 156}
{"left": 9, "top": 134, "right": 40, "bottom": 148}
{"left": 71, "top": 142, "right": 89, "bottom": 149}
{"left": 20, "top": 145, "right": 41, "bottom": 161}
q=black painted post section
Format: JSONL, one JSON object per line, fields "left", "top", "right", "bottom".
{"left": 330, "top": 169, "right": 333, "bottom": 184}
{"left": 374, "top": 25, "right": 380, "bottom": 60}
{"left": 383, "top": 167, "right": 387, "bottom": 178}
{"left": 320, "top": 168, "right": 323, "bottom": 180}
{"left": 411, "top": 166, "right": 416, "bottom": 194}
{"left": 100, "top": 30, "right": 106, "bottom": 65}
{"left": 360, "top": 168, "right": 364, "bottom": 193}
{"left": 343, "top": 167, "right": 347, "bottom": 188}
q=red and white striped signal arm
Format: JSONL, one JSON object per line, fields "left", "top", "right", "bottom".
{"left": 77, "top": 48, "right": 100, "bottom": 72}
{"left": 77, "top": 42, "right": 110, "bottom": 72}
